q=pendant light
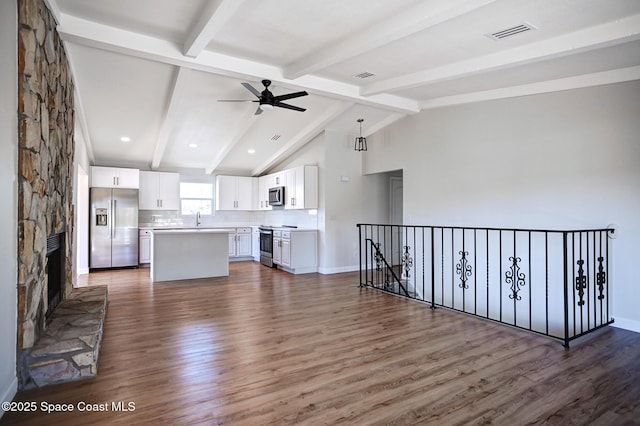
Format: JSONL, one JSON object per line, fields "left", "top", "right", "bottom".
{"left": 354, "top": 118, "right": 367, "bottom": 151}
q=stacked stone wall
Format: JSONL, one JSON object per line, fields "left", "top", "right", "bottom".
{"left": 17, "top": 0, "right": 75, "bottom": 360}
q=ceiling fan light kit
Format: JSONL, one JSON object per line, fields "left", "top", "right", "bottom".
{"left": 219, "top": 79, "right": 308, "bottom": 116}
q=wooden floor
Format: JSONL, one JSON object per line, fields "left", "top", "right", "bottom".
{"left": 3, "top": 262, "right": 640, "bottom": 425}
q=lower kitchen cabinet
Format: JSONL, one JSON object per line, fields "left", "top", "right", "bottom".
{"left": 251, "top": 227, "right": 260, "bottom": 261}
{"left": 229, "top": 227, "right": 252, "bottom": 259}
{"left": 139, "top": 229, "right": 152, "bottom": 264}
{"left": 273, "top": 229, "right": 317, "bottom": 274}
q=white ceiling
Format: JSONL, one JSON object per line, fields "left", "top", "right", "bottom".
{"left": 52, "top": 0, "right": 640, "bottom": 175}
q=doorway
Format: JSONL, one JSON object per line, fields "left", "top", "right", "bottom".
{"left": 389, "top": 176, "right": 403, "bottom": 225}
{"left": 389, "top": 173, "right": 403, "bottom": 264}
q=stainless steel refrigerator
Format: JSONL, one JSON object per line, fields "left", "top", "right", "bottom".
{"left": 90, "top": 187, "right": 139, "bottom": 269}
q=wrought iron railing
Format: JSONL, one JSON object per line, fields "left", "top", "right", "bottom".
{"left": 357, "top": 224, "right": 614, "bottom": 347}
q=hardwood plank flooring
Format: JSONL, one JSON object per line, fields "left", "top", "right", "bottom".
{"left": 2, "top": 262, "right": 639, "bottom": 425}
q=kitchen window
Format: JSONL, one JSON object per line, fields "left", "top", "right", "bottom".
{"left": 180, "top": 182, "right": 213, "bottom": 215}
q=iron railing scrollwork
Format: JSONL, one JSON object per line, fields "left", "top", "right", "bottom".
{"left": 597, "top": 256, "right": 606, "bottom": 301}
{"left": 358, "top": 223, "right": 614, "bottom": 347}
{"left": 401, "top": 245, "right": 414, "bottom": 279}
{"left": 575, "top": 259, "right": 587, "bottom": 307}
{"left": 456, "top": 251, "right": 472, "bottom": 290}
{"left": 505, "top": 256, "right": 526, "bottom": 301}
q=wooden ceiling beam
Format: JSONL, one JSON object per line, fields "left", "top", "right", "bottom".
{"left": 183, "top": 0, "right": 247, "bottom": 58}
{"left": 284, "top": 0, "right": 497, "bottom": 80}
{"left": 362, "top": 14, "right": 640, "bottom": 96}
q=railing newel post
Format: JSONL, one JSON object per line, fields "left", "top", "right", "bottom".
{"left": 431, "top": 227, "right": 435, "bottom": 310}
{"left": 358, "top": 224, "right": 363, "bottom": 288}
{"left": 563, "top": 231, "right": 570, "bottom": 348}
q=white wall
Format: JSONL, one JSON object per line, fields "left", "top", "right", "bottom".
{"left": 323, "top": 131, "right": 390, "bottom": 273}
{"left": 364, "top": 81, "right": 640, "bottom": 331}
{"left": 0, "top": 0, "right": 18, "bottom": 413}
{"left": 74, "top": 126, "right": 91, "bottom": 276}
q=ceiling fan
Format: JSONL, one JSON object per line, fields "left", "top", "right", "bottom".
{"left": 218, "top": 79, "right": 308, "bottom": 115}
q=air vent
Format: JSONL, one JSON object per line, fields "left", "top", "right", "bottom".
{"left": 270, "top": 134, "right": 281, "bottom": 141}
{"left": 486, "top": 22, "right": 536, "bottom": 40}
{"left": 353, "top": 71, "right": 375, "bottom": 79}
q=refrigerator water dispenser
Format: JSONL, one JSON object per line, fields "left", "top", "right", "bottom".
{"left": 95, "top": 208, "right": 108, "bottom": 226}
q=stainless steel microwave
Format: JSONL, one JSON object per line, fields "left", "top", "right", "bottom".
{"left": 268, "top": 186, "right": 285, "bottom": 206}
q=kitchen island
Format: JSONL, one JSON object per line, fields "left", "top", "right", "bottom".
{"left": 151, "top": 228, "right": 233, "bottom": 282}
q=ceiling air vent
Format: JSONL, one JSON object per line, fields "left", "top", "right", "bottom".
{"left": 486, "top": 22, "right": 536, "bottom": 41}
{"left": 270, "top": 134, "right": 281, "bottom": 141}
{"left": 353, "top": 71, "right": 375, "bottom": 79}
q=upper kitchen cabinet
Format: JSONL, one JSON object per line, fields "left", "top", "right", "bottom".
{"left": 216, "top": 175, "right": 257, "bottom": 211}
{"left": 139, "top": 171, "right": 180, "bottom": 210}
{"left": 90, "top": 166, "right": 139, "bottom": 188}
{"left": 257, "top": 175, "right": 273, "bottom": 211}
{"left": 284, "top": 165, "right": 318, "bottom": 210}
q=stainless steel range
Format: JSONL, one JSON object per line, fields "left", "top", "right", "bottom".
{"left": 259, "top": 226, "right": 275, "bottom": 267}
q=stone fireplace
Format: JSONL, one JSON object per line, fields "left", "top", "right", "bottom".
{"left": 17, "top": 0, "right": 75, "bottom": 387}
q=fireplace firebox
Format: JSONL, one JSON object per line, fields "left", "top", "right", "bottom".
{"left": 46, "top": 233, "right": 64, "bottom": 318}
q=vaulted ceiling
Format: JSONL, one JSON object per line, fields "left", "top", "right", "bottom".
{"left": 50, "top": 0, "right": 640, "bottom": 175}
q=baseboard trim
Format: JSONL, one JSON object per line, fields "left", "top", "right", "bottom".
{"left": 0, "top": 376, "right": 18, "bottom": 418}
{"left": 611, "top": 317, "right": 640, "bottom": 334}
{"left": 77, "top": 267, "right": 89, "bottom": 276}
{"left": 318, "top": 265, "right": 359, "bottom": 274}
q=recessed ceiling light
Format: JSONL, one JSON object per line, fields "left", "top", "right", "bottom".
{"left": 120, "top": 136, "right": 131, "bottom": 142}
{"left": 188, "top": 143, "right": 198, "bottom": 148}
{"left": 247, "top": 149, "right": 256, "bottom": 154}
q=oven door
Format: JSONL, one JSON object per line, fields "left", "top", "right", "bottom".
{"left": 259, "top": 228, "right": 274, "bottom": 268}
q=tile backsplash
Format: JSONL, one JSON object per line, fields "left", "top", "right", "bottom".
{"left": 139, "top": 208, "right": 319, "bottom": 229}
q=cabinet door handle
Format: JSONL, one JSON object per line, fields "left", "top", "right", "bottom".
{"left": 160, "top": 199, "right": 163, "bottom": 208}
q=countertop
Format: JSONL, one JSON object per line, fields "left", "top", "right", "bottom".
{"left": 151, "top": 228, "right": 234, "bottom": 235}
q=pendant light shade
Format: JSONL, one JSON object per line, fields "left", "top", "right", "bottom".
{"left": 354, "top": 118, "right": 367, "bottom": 151}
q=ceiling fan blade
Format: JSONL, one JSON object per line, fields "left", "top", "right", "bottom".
{"left": 275, "top": 102, "right": 306, "bottom": 112}
{"left": 254, "top": 106, "right": 263, "bottom": 115}
{"left": 273, "top": 91, "right": 308, "bottom": 102}
{"left": 242, "top": 82, "right": 262, "bottom": 98}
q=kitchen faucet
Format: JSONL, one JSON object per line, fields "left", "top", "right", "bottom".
{"left": 196, "top": 211, "right": 201, "bottom": 227}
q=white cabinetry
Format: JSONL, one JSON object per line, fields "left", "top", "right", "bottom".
{"left": 273, "top": 230, "right": 282, "bottom": 265}
{"left": 257, "top": 175, "right": 273, "bottom": 210}
{"left": 284, "top": 165, "right": 318, "bottom": 210}
{"left": 273, "top": 229, "right": 317, "bottom": 274}
{"left": 216, "top": 176, "right": 256, "bottom": 210}
{"left": 229, "top": 227, "right": 252, "bottom": 259}
{"left": 251, "top": 227, "right": 260, "bottom": 261}
{"left": 139, "top": 171, "right": 180, "bottom": 210}
{"left": 90, "top": 166, "right": 139, "bottom": 188}
{"left": 139, "top": 229, "right": 152, "bottom": 265}
{"left": 257, "top": 165, "right": 318, "bottom": 210}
